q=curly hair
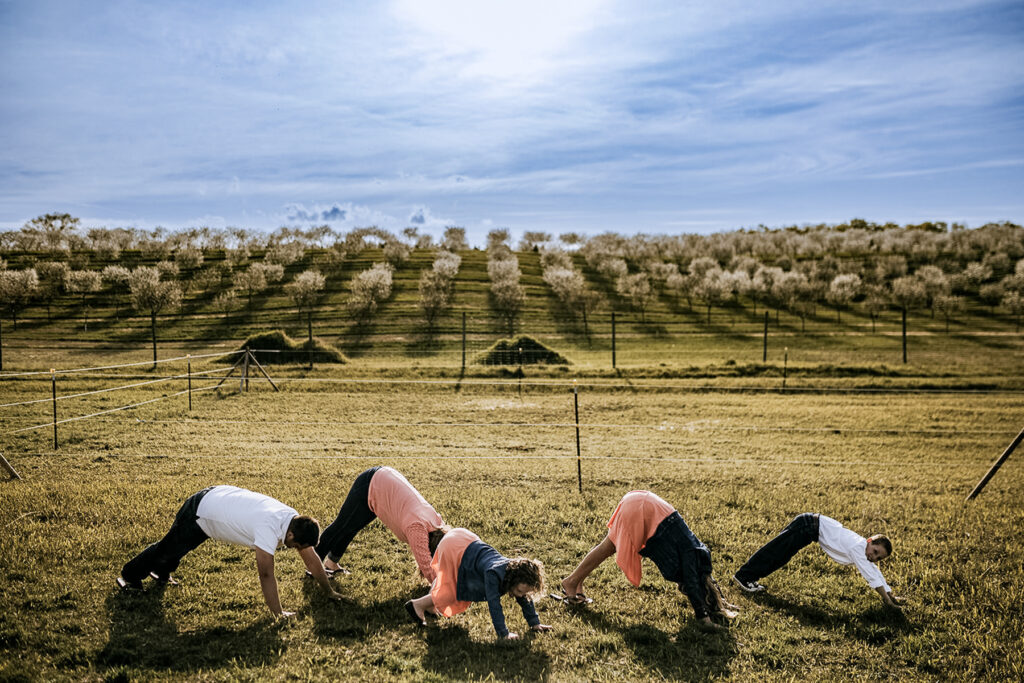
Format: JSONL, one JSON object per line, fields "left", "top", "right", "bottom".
{"left": 500, "top": 558, "right": 545, "bottom": 596}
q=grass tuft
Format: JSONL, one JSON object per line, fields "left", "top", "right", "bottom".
{"left": 238, "top": 329, "right": 347, "bottom": 364}
{"left": 473, "top": 335, "right": 571, "bottom": 366}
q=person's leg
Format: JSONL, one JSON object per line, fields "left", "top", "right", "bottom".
{"left": 408, "top": 592, "right": 437, "bottom": 622}
{"left": 561, "top": 535, "right": 615, "bottom": 598}
{"left": 315, "top": 467, "right": 380, "bottom": 569}
{"left": 121, "top": 488, "right": 210, "bottom": 584}
{"left": 735, "top": 513, "right": 818, "bottom": 583}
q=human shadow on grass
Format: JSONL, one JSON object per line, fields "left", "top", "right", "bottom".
{"left": 421, "top": 623, "right": 552, "bottom": 681}
{"left": 566, "top": 600, "right": 737, "bottom": 682}
{"left": 302, "top": 579, "right": 417, "bottom": 641}
{"left": 750, "top": 591, "right": 916, "bottom": 645}
{"left": 97, "top": 586, "right": 285, "bottom": 673}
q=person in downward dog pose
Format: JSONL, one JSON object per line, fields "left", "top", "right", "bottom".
{"left": 560, "top": 490, "right": 737, "bottom": 629}
{"left": 732, "top": 512, "right": 901, "bottom": 608}
{"left": 119, "top": 484, "right": 341, "bottom": 617}
{"left": 316, "top": 466, "right": 448, "bottom": 582}
{"left": 405, "top": 527, "right": 552, "bottom": 640}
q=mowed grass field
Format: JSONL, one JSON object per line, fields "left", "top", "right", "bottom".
{"left": 2, "top": 369, "right": 1023, "bottom": 681}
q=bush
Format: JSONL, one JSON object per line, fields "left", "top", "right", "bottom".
{"left": 473, "top": 335, "right": 570, "bottom": 366}
{"left": 237, "top": 330, "right": 347, "bottom": 364}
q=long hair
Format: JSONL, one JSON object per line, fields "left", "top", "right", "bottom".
{"left": 428, "top": 525, "right": 452, "bottom": 556}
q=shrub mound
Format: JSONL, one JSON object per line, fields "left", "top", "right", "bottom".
{"left": 473, "top": 335, "right": 570, "bottom": 366}
{"left": 237, "top": 330, "right": 347, "bottom": 364}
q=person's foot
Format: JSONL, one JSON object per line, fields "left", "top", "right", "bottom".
{"left": 404, "top": 600, "right": 426, "bottom": 626}
{"left": 732, "top": 574, "right": 765, "bottom": 593}
{"left": 116, "top": 576, "right": 144, "bottom": 592}
{"left": 149, "top": 571, "right": 179, "bottom": 586}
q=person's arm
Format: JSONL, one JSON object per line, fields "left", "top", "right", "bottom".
{"left": 515, "top": 595, "right": 551, "bottom": 632}
{"left": 299, "top": 546, "right": 343, "bottom": 600}
{"left": 255, "top": 548, "right": 288, "bottom": 617}
{"left": 875, "top": 586, "right": 902, "bottom": 607}
{"left": 484, "top": 570, "right": 512, "bottom": 638}
{"left": 406, "top": 523, "right": 436, "bottom": 583}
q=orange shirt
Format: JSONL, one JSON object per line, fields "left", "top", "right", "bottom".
{"left": 606, "top": 490, "right": 675, "bottom": 587}
{"left": 429, "top": 527, "right": 479, "bottom": 617}
{"left": 367, "top": 467, "right": 444, "bottom": 582}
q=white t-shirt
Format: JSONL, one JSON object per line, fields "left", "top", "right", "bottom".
{"left": 816, "top": 515, "right": 890, "bottom": 591}
{"left": 195, "top": 485, "right": 296, "bottom": 555}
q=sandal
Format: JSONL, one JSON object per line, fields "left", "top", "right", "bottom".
{"left": 552, "top": 588, "right": 593, "bottom": 605}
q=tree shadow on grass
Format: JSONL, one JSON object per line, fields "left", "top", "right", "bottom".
{"left": 97, "top": 586, "right": 285, "bottom": 673}
{"left": 421, "top": 623, "right": 552, "bottom": 681}
{"left": 568, "top": 602, "right": 737, "bottom": 682}
{"left": 751, "top": 592, "right": 917, "bottom": 645}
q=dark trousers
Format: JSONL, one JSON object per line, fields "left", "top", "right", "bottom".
{"left": 121, "top": 487, "right": 212, "bottom": 582}
{"left": 315, "top": 466, "right": 380, "bottom": 562}
{"left": 735, "top": 513, "right": 819, "bottom": 583}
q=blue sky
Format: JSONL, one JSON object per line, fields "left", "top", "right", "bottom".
{"left": 2, "top": 0, "right": 1022, "bottom": 243}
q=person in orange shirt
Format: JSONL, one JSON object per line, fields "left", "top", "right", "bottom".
{"left": 315, "top": 466, "right": 447, "bottom": 582}
{"left": 560, "top": 490, "right": 737, "bottom": 629}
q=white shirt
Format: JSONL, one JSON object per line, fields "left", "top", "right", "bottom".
{"left": 816, "top": 515, "right": 891, "bottom": 591}
{"left": 195, "top": 485, "right": 296, "bottom": 555}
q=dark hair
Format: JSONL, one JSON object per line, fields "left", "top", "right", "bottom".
{"left": 500, "top": 558, "right": 545, "bottom": 596}
{"left": 288, "top": 515, "right": 320, "bottom": 548}
{"left": 428, "top": 525, "right": 452, "bottom": 556}
{"left": 868, "top": 534, "right": 892, "bottom": 557}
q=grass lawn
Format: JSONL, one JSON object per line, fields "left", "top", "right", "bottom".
{"left": 2, "top": 370, "right": 1022, "bottom": 681}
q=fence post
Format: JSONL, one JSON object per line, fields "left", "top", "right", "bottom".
{"left": 462, "top": 312, "right": 466, "bottom": 371}
{"left": 242, "top": 351, "right": 250, "bottom": 392}
{"left": 51, "top": 369, "right": 58, "bottom": 449}
{"left": 574, "top": 380, "right": 583, "bottom": 494}
{"left": 518, "top": 347, "right": 523, "bottom": 399}
{"left": 611, "top": 312, "right": 617, "bottom": 369}
{"left": 763, "top": 311, "right": 769, "bottom": 362}
{"left": 0, "top": 452, "right": 20, "bottom": 480}
{"left": 966, "top": 427, "right": 1024, "bottom": 501}
{"left": 187, "top": 354, "right": 192, "bottom": 411}
{"left": 902, "top": 309, "right": 908, "bottom": 364}
{"left": 782, "top": 348, "right": 788, "bottom": 392}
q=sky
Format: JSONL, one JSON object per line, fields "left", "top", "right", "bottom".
{"left": 1, "top": 0, "right": 1023, "bottom": 244}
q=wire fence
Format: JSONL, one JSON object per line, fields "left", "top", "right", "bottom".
{"left": 1, "top": 348, "right": 1021, "bottom": 486}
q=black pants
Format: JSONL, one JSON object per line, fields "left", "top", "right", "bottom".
{"left": 735, "top": 512, "right": 819, "bottom": 583}
{"left": 315, "top": 466, "right": 380, "bottom": 562}
{"left": 121, "top": 487, "right": 212, "bottom": 583}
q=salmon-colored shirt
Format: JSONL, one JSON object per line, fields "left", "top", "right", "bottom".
{"left": 607, "top": 490, "right": 675, "bottom": 587}
{"left": 429, "top": 527, "right": 479, "bottom": 617}
{"left": 367, "top": 466, "right": 444, "bottom": 582}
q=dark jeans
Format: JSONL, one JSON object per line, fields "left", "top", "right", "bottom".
{"left": 315, "top": 466, "right": 381, "bottom": 562}
{"left": 735, "top": 513, "right": 820, "bottom": 583}
{"left": 639, "top": 512, "right": 713, "bottom": 618}
{"left": 121, "top": 487, "right": 213, "bottom": 582}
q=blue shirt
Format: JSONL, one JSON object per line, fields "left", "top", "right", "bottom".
{"left": 456, "top": 541, "right": 541, "bottom": 637}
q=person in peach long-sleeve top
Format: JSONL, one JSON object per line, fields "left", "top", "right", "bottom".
{"left": 315, "top": 466, "right": 447, "bottom": 582}
{"left": 560, "top": 490, "right": 737, "bottom": 630}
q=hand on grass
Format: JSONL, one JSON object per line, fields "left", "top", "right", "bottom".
{"left": 531, "top": 624, "right": 553, "bottom": 632}
{"left": 277, "top": 611, "right": 296, "bottom": 619}
{"left": 503, "top": 632, "right": 519, "bottom": 640}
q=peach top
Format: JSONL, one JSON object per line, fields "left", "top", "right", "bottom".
{"left": 606, "top": 490, "right": 675, "bottom": 587}
{"left": 367, "top": 466, "right": 444, "bottom": 582}
{"left": 428, "top": 527, "right": 479, "bottom": 617}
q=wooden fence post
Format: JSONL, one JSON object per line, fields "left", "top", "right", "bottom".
{"left": 966, "top": 427, "right": 1024, "bottom": 501}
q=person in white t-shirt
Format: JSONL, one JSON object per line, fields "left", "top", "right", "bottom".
{"left": 732, "top": 513, "right": 901, "bottom": 608}
{"left": 119, "top": 485, "right": 342, "bottom": 617}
